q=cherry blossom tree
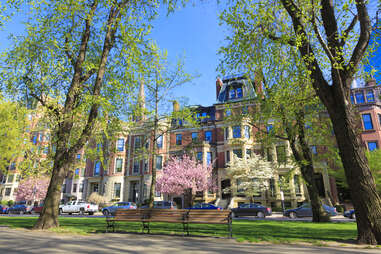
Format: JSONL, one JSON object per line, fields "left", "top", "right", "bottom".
{"left": 225, "top": 154, "right": 275, "bottom": 202}
{"left": 156, "top": 155, "right": 216, "bottom": 197}
{"left": 15, "top": 177, "right": 50, "bottom": 203}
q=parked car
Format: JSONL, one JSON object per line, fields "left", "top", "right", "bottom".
{"left": 344, "top": 209, "right": 356, "bottom": 219}
{"left": 7, "top": 204, "right": 33, "bottom": 214}
{"left": 0, "top": 205, "right": 8, "bottom": 214}
{"left": 31, "top": 203, "right": 44, "bottom": 214}
{"left": 141, "top": 201, "right": 177, "bottom": 209}
{"left": 102, "top": 202, "right": 136, "bottom": 216}
{"left": 231, "top": 203, "right": 272, "bottom": 218}
{"left": 284, "top": 203, "right": 337, "bottom": 218}
{"left": 59, "top": 200, "right": 99, "bottom": 215}
{"left": 188, "top": 203, "right": 223, "bottom": 210}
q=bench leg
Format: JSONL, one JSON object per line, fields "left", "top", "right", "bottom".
{"left": 182, "top": 222, "right": 189, "bottom": 236}
{"left": 142, "top": 222, "right": 150, "bottom": 234}
{"left": 228, "top": 222, "right": 232, "bottom": 238}
{"left": 106, "top": 220, "right": 115, "bottom": 233}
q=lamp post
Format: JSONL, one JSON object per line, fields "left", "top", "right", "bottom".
{"left": 280, "top": 191, "right": 285, "bottom": 214}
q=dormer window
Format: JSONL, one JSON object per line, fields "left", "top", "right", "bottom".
{"left": 228, "top": 84, "right": 243, "bottom": 100}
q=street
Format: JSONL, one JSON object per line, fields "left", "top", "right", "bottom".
{"left": 0, "top": 227, "right": 378, "bottom": 254}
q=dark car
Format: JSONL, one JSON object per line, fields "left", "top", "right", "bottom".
{"left": 188, "top": 203, "right": 223, "bottom": 210}
{"left": 344, "top": 209, "right": 355, "bottom": 219}
{"left": 0, "top": 205, "right": 8, "bottom": 214}
{"left": 141, "top": 201, "right": 177, "bottom": 209}
{"left": 7, "top": 204, "right": 32, "bottom": 214}
{"left": 102, "top": 202, "right": 136, "bottom": 216}
{"left": 231, "top": 203, "right": 272, "bottom": 218}
{"left": 284, "top": 203, "right": 337, "bottom": 218}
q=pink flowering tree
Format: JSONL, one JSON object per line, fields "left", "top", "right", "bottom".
{"left": 156, "top": 155, "right": 216, "bottom": 206}
{"left": 15, "top": 177, "right": 50, "bottom": 204}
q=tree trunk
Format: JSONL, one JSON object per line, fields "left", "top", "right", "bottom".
{"left": 328, "top": 102, "right": 381, "bottom": 244}
{"left": 33, "top": 152, "right": 68, "bottom": 229}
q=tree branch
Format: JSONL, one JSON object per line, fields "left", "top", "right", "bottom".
{"left": 346, "top": 0, "right": 372, "bottom": 78}
{"left": 340, "top": 15, "right": 358, "bottom": 47}
{"left": 29, "top": 93, "right": 60, "bottom": 116}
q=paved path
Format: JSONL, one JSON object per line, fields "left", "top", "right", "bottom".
{"left": 0, "top": 227, "right": 379, "bottom": 254}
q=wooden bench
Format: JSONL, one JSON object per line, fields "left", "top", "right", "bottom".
{"left": 105, "top": 208, "right": 232, "bottom": 238}
{"left": 186, "top": 210, "right": 232, "bottom": 238}
{"left": 141, "top": 209, "right": 188, "bottom": 234}
{"left": 106, "top": 209, "right": 144, "bottom": 233}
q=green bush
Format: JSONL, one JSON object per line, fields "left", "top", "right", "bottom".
{"left": 7, "top": 200, "right": 14, "bottom": 207}
{"left": 335, "top": 205, "right": 344, "bottom": 213}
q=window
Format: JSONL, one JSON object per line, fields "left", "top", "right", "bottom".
{"left": 134, "top": 136, "right": 141, "bottom": 149}
{"left": 155, "top": 191, "right": 161, "bottom": 197}
{"left": 191, "top": 132, "right": 198, "bottom": 142}
{"left": 94, "top": 161, "right": 101, "bottom": 176}
{"left": 96, "top": 143, "right": 101, "bottom": 152}
{"left": 176, "top": 134, "right": 182, "bottom": 145}
{"left": 362, "top": 114, "right": 374, "bottom": 130}
{"left": 39, "top": 134, "right": 44, "bottom": 142}
{"left": 229, "top": 89, "right": 236, "bottom": 99}
{"left": 114, "top": 183, "right": 121, "bottom": 198}
{"left": 156, "top": 156, "right": 162, "bottom": 170}
{"left": 16, "top": 174, "right": 21, "bottom": 182}
{"left": 236, "top": 179, "right": 244, "bottom": 193}
{"left": 242, "top": 106, "right": 248, "bottom": 114}
{"left": 92, "top": 183, "right": 99, "bottom": 193}
{"left": 115, "top": 158, "right": 123, "bottom": 173}
{"left": 276, "top": 146, "right": 286, "bottom": 163}
{"left": 246, "top": 149, "right": 252, "bottom": 158}
{"left": 45, "top": 133, "right": 50, "bottom": 141}
{"left": 205, "top": 131, "right": 212, "bottom": 143}
{"left": 79, "top": 183, "right": 84, "bottom": 192}
{"left": 226, "top": 151, "right": 230, "bottom": 163}
{"left": 233, "top": 149, "right": 242, "bottom": 158}
{"left": 133, "top": 160, "right": 140, "bottom": 173}
{"left": 366, "top": 90, "right": 375, "bottom": 102}
{"left": 157, "top": 135, "right": 163, "bottom": 148}
{"left": 232, "top": 126, "right": 241, "bottom": 138}
{"left": 117, "top": 138, "right": 125, "bottom": 151}
{"left": 72, "top": 184, "right": 77, "bottom": 193}
{"left": 75, "top": 168, "right": 80, "bottom": 176}
{"left": 81, "top": 168, "right": 85, "bottom": 177}
{"left": 244, "top": 126, "right": 250, "bottom": 139}
{"left": 225, "top": 109, "right": 232, "bottom": 117}
{"left": 5, "top": 188, "right": 11, "bottom": 196}
{"left": 143, "top": 159, "right": 148, "bottom": 173}
{"left": 225, "top": 127, "right": 230, "bottom": 140}
{"left": 32, "top": 135, "right": 37, "bottom": 144}
{"left": 62, "top": 184, "right": 66, "bottom": 193}
{"left": 355, "top": 92, "right": 365, "bottom": 103}
{"left": 294, "top": 175, "right": 301, "bottom": 195}
{"left": 236, "top": 87, "right": 243, "bottom": 98}
{"left": 368, "top": 141, "right": 378, "bottom": 151}
{"left": 196, "top": 152, "right": 203, "bottom": 162}
{"left": 350, "top": 94, "right": 355, "bottom": 104}
{"left": 310, "top": 145, "right": 317, "bottom": 155}
{"left": 269, "top": 178, "right": 275, "bottom": 197}
{"left": 76, "top": 154, "right": 81, "bottom": 160}
{"left": 43, "top": 146, "right": 49, "bottom": 154}
{"left": 207, "top": 152, "right": 212, "bottom": 165}
{"left": 7, "top": 174, "right": 14, "bottom": 183}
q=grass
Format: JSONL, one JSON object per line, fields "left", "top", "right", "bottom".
{"left": 0, "top": 216, "right": 358, "bottom": 245}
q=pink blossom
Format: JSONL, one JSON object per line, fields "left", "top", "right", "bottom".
{"left": 156, "top": 155, "right": 216, "bottom": 195}
{"left": 15, "top": 177, "right": 50, "bottom": 202}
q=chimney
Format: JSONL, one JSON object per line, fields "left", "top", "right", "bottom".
{"left": 173, "top": 100, "right": 180, "bottom": 112}
{"left": 216, "top": 78, "right": 223, "bottom": 99}
{"left": 137, "top": 79, "right": 146, "bottom": 121}
{"left": 254, "top": 71, "right": 264, "bottom": 97}
{"left": 365, "top": 78, "right": 377, "bottom": 87}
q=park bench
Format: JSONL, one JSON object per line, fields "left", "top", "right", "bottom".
{"left": 186, "top": 210, "right": 232, "bottom": 238}
{"left": 105, "top": 209, "right": 143, "bottom": 233}
{"left": 105, "top": 208, "right": 232, "bottom": 238}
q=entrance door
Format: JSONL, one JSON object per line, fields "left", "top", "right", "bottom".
{"left": 221, "top": 179, "right": 231, "bottom": 199}
{"left": 173, "top": 197, "right": 182, "bottom": 209}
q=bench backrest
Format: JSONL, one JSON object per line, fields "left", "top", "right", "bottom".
{"left": 187, "top": 210, "right": 231, "bottom": 224}
{"left": 114, "top": 209, "right": 143, "bottom": 220}
{"left": 142, "top": 209, "right": 187, "bottom": 222}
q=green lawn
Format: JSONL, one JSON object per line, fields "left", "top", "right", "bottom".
{"left": 0, "top": 217, "right": 358, "bottom": 245}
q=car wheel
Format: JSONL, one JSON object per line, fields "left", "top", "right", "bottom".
{"left": 88, "top": 212, "right": 94, "bottom": 216}
{"left": 103, "top": 210, "right": 110, "bottom": 216}
{"left": 289, "top": 212, "right": 297, "bottom": 219}
{"left": 59, "top": 209, "right": 63, "bottom": 215}
{"left": 20, "top": 211, "right": 24, "bottom": 215}
{"left": 79, "top": 209, "right": 84, "bottom": 215}
{"left": 68, "top": 213, "right": 72, "bottom": 215}
{"left": 231, "top": 212, "right": 237, "bottom": 218}
{"left": 351, "top": 213, "right": 356, "bottom": 219}
{"left": 257, "top": 211, "right": 265, "bottom": 218}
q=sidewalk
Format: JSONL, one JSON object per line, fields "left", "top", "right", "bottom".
{"left": 0, "top": 227, "right": 378, "bottom": 254}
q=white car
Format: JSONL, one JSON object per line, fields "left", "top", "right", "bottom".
{"left": 59, "top": 200, "right": 98, "bottom": 215}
